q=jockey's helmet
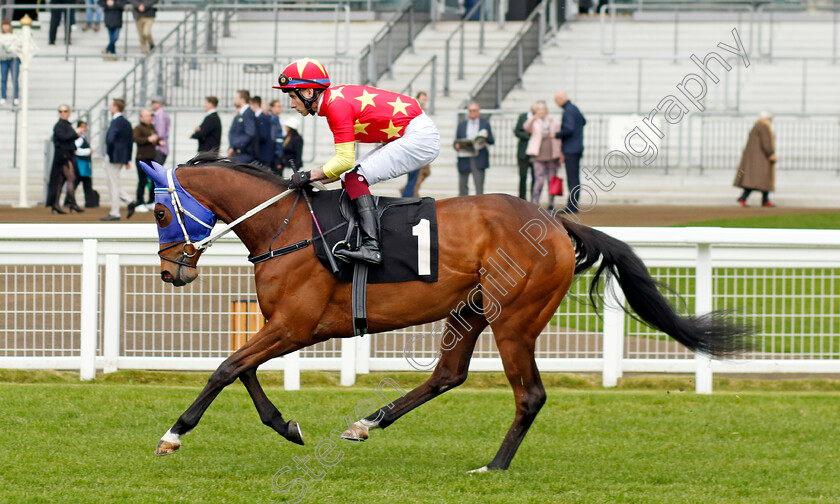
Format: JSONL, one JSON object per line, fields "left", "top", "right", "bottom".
{"left": 274, "top": 58, "right": 330, "bottom": 114}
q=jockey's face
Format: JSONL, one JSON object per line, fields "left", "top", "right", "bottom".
{"left": 289, "top": 89, "right": 315, "bottom": 116}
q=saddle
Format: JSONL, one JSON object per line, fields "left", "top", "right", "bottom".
{"left": 309, "top": 189, "right": 439, "bottom": 336}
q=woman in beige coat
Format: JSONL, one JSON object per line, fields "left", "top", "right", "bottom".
{"left": 735, "top": 111, "right": 777, "bottom": 207}
{"left": 524, "top": 101, "right": 563, "bottom": 209}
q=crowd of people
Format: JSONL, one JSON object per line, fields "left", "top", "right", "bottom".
{"left": 47, "top": 89, "right": 303, "bottom": 221}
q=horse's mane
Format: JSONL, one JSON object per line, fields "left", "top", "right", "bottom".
{"left": 180, "top": 152, "right": 289, "bottom": 188}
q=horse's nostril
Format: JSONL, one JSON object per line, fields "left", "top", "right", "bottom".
{"left": 161, "top": 271, "right": 172, "bottom": 282}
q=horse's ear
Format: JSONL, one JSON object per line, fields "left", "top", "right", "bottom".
{"left": 140, "top": 160, "right": 167, "bottom": 188}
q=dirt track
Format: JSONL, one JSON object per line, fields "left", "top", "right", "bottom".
{"left": 0, "top": 202, "right": 835, "bottom": 226}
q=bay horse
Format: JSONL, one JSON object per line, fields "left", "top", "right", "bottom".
{"left": 143, "top": 155, "right": 749, "bottom": 472}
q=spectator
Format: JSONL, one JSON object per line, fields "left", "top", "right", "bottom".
{"left": 228, "top": 89, "right": 257, "bottom": 163}
{"left": 278, "top": 115, "right": 303, "bottom": 172}
{"left": 401, "top": 90, "right": 432, "bottom": 198}
{"left": 524, "top": 101, "right": 563, "bottom": 209}
{"left": 46, "top": 104, "right": 81, "bottom": 214}
{"left": 150, "top": 94, "right": 169, "bottom": 165}
{"left": 192, "top": 95, "right": 221, "bottom": 153}
{"left": 102, "top": 98, "right": 133, "bottom": 221}
{"left": 128, "top": 108, "right": 157, "bottom": 218}
{"left": 554, "top": 90, "right": 586, "bottom": 213}
{"left": 735, "top": 110, "right": 777, "bottom": 207}
{"left": 513, "top": 102, "right": 536, "bottom": 200}
{"left": 99, "top": 0, "right": 126, "bottom": 61}
{"left": 251, "top": 95, "right": 274, "bottom": 168}
{"left": 0, "top": 19, "right": 19, "bottom": 106}
{"left": 454, "top": 101, "right": 494, "bottom": 196}
{"left": 267, "top": 99, "right": 285, "bottom": 174}
{"left": 129, "top": 0, "right": 156, "bottom": 54}
{"left": 74, "top": 120, "right": 99, "bottom": 208}
{"left": 83, "top": 0, "right": 102, "bottom": 31}
{"left": 48, "top": 0, "right": 74, "bottom": 46}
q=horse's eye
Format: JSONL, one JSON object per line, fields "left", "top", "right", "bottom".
{"left": 155, "top": 211, "right": 165, "bottom": 221}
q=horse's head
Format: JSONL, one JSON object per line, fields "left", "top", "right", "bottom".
{"left": 140, "top": 161, "right": 218, "bottom": 287}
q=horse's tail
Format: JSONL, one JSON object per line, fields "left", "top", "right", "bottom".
{"left": 560, "top": 219, "right": 752, "bottom": 358}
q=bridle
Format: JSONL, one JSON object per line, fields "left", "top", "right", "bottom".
{"left": 155, "top": 167, "right": 296, "bottom": 269}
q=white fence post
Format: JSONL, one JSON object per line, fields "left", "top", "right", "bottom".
{"left": 79, "top": 239, "right": 98, "bottom": 381}
{"left": 341, "top": 336, "right": 357, "bottom": 386}
{"left": 356, "top": 335, "right": 370, "bottom": 374}
{"left": 602, "top": 276, "right": 625, "bottom": 387}
{"left": 284, "top": 351, "right": 300, "bottom": 391}
{"left": 103, "top": 254, "right": 120, "bottom": 373}
{"left": 695, "top": 243, "right": 713, "bottom": 394}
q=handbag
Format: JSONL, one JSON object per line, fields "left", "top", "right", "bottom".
{"left": 549, "top": 175, "right": 564, "bottom": 196}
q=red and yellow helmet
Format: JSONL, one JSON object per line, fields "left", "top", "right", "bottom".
{"left": 274, "top": 58, "right": 331, "bottom": 90}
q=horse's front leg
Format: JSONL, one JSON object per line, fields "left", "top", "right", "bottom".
{"left": 154, "top": 322, "right": 302, "bottom": 456}
{"left": 239, "top": 368, "right": 304, "bottom": 445}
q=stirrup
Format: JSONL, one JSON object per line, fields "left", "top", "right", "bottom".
{"left": 331, "top": 240, "right": 352, "bottom": 263}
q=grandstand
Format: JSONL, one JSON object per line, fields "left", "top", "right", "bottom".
{"left": 1, "top": 0, "right": 839, "bottom": 207}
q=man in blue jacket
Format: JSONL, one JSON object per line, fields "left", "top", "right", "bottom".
{"left": 102, "top": 98, "right": 134, "bottom": 221}
{"left": 250, "top": 95, "right": 275, "bottom": 168}
{"left": 227, "top": 89, "right": 257, "bottom": 163}
{"left": 554, "top": 90, "right": 586, "bottom": 213}
{"left": 454, "top": 102, "right": 494, "bottom": 196}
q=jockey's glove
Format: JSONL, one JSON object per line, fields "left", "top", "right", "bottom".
{"left": 288, "top": 170, "right": 311, "bottom": 189}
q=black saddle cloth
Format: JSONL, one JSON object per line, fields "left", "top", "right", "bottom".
{"left": 310, "top": 189, "right": 439, "bottom": 284}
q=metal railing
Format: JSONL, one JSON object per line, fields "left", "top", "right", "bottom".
{"left": 359, "top": 0, "right": 431, "bottom": 86}
{"left": 442, "top": 0, "right": 486, "bottom": 96}
{"left": 756, "top": 3, "right": 840, "bottom": 64}
{"left": 2, "top": 225, "right": 839, "bottom": 393}
{"left": 400, "top": 54, "right": 437, "bottom": 115}
{"left": 458, "top": 109, "right": 840, "bottom": 175}
{"left": 466, "top": 0, "right": 555, "bottom": 110}
{"left": 204, "top": 2, "right": 351, "bottom": 60}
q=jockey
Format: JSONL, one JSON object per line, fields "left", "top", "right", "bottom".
{"left": 274, "top": 58, "right": 441, "bottom": 265}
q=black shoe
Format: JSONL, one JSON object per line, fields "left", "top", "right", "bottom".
{"left": 100, "top": 215, "right": 120, "bottom": 222}
{"left": 51, "top": 205, "right": 66, "bottom": 215}
{"left": 334, "top": 194, "right": 382, "bottom": 265}
{"left": 126, "top": 201, "right": 137, "bottom": 219}
{"left": 67, "top": 202, "right": 84, "bottom": 213}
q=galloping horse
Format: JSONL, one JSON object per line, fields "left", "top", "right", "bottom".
{"left": 143, "top": 155, "right": 749, "bottom": 472}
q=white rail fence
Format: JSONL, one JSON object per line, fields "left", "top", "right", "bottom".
{"left": 1, "top": 225, "right": 839, "bottom": 394}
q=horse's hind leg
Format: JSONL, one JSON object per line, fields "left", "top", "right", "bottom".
{"left": 471, "top": 335, "right": 545, "bottom": 473}
{"left": 239, "top": 368, "right": 304, "bottom": 445}
{"left": 341, "top": 307, "right": 488, "bottom": 440}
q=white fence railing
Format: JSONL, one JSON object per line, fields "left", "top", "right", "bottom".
{"left": 1, "top": 224, "right": 839, "bottom": 394}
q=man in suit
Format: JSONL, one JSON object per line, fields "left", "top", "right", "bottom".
{"left": 192, "top": 95, "right": 221, "bottom": 152}
{"left": 251, "top": 95, "right": 274, "bottom": 168}
{"left": 454, "top": 101, "right": 494, "bottom": 196}
{"left": 102, "top": 98, "right": 134, "bottom": 221}
{"left": 227, "top": 89, "right": 257, "bottom": 163}
{"left": 554, "top": 90, "right": 586, "bottom": 213}
{"left": 513, "top": 102, "right": 536, "bottom": 200}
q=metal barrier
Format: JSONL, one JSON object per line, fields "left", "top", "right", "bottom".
{"left": 756, "top": 3, "right": 840, "bottom": 63}
{"left": 1, "top": 225, "right": 838, "bottom": 393}
{"left": 454, "top": 109, "right": 840, "bottom": 175}
{"left": 442, "top": 0, "right": 486, "bottom": 97}
{"left": 400, "top": 54, "right": 437, "bottom": 115}
{"left": 599, "top": 2, "right": 755, "bottom": 59}
{"left": 359, "top": 0, "right": 432, "bottom": 86}
{"left": 204, "top": 2, "right": 351, "bottom": 60}
{"left": 467, "top": 0, "right": 555, "bottom": 109}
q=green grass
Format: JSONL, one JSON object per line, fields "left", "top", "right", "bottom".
{"left": 678, "top": 212, "right": 840, "bottom": 229}
{"left": 2, "top": 371, "right": 840, "bottom": 504}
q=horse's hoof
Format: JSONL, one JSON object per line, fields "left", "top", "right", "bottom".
{"left": 154, "top": 440, "right": 181, "bottom": 456}
{"left": 286, "top": 420, "right": 305, "bottom": 446}
{"left": 339, "top": 424, "right": 369, "bottom": 442}
{"left": 467, "top": 465, "right": 501, "bottom": 474}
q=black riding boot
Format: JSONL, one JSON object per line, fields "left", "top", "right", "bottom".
{"left": 335, "top": 194, "right": 382, "bottom": 265}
